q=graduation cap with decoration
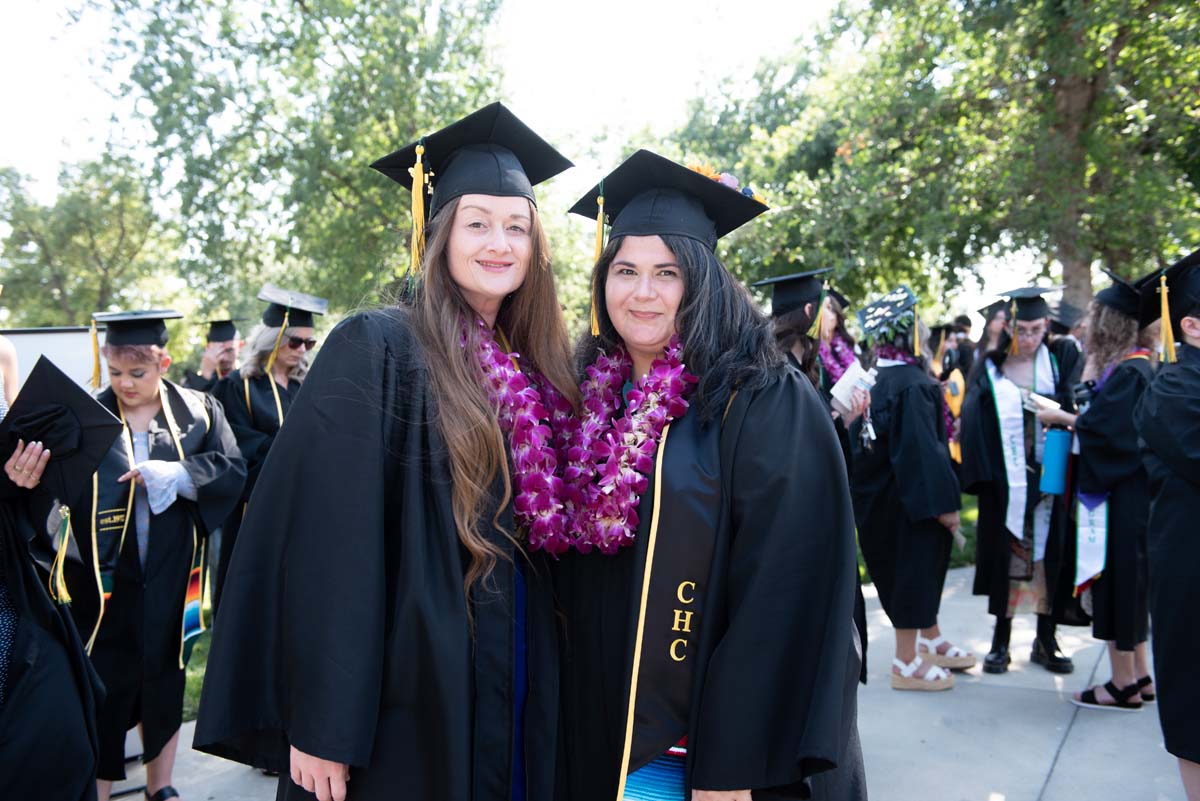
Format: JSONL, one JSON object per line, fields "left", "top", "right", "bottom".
{"left": 569, "top": 149, "right": 769, "bottom": 334}
{"left": 257, "top": 284, "right": 328, "bottom": 371}
{"left": 370, "top": 102, "right": 573, "bottom": 283}
{"left": 1141, "top": 247, "right": 1200, "bottom": 363}
{"left": 88, "top": 309, "right": 184, "bottom": 390}
{"left": 857, "top": 285, "right": 923, "bottom": 355}
{"left": 0, "top": 357, "right": 124, "bottom": 603}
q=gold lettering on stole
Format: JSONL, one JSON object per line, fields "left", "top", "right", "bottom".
{"left": 670, "top": 580, "right": 696, "bottom": 661}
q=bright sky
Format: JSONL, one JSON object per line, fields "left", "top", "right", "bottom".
{"left": 0, "top": 0, "right": 1046, "bottom": 322}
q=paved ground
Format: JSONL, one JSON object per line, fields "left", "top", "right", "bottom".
{"left": 110, "top": 566, "right": 1185, "bottom": 801}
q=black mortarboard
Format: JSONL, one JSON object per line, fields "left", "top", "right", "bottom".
{"left": 999, "top": 286, "right": 1054, "bottom": 321}
{"left": 1134, "top": 268, "right": 1165, "bottom": 329}
{"left": 751, "top": 268, "right": 832, "bottom": 318}
{"left": 258, "top": 285, "right": 328, "bottom": 328}
{"left": 857, "top": 286, "right": 919, "bottom": 341}
{"left": 205, "top": 319, "right": 240, "bottom": 342}
{"left": 0, "top": 356, "right": 123, "bottom": 508}
{"left": 1143, "top": 248, "right": 1200, "bottom": 360}
{"left": 568, "top": 150, "right": 768, "bottom": 252}
{"left": 370, "top": 102, "right": 573, "bottom": 220}
{"left": 1094, "top": 270, "right": 1141, "bottom": 319}
{"left": 977, "top": 300, "right": 1009, "bottom": 321}
{"left": 93, "top": 309, "right": 183, "bottom": 347}
{"left": 828, "top": 287, "right": 851, "bottom": 311}
{"left": 1048, "top": 301, "right": 1086, "bottom": 334}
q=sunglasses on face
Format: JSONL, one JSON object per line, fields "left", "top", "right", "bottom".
{"left": 286, "top": 336, "right": 318, "bottom": 350}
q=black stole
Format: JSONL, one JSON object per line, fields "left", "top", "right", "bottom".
{"left": 620, "top": 408, "right": 723, "bottom": 780}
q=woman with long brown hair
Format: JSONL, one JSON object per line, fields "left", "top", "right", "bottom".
{"left": 194, "top": 104, "right": 578, "bottom": 801}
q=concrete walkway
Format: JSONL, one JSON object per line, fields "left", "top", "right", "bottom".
{"left": 111, "top": 566, "right": 1185, "bottom": 801}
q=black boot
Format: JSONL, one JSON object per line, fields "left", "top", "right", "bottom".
{"left": 983, "top": 616, "right": 1012, "bottom": 674}
{"left": 1031, "top": 614, "right": 1074, "bottom": 674}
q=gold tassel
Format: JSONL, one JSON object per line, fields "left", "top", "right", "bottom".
{"left": 1007, "top": 301, "right": 1020, "bottom": 355}
{"left": 265, "top": 309, "right": 290, "bottom": 372}
{"left": 1160, "top": 273, "right": 1177, "bottom": 363}
{"left": 590, "top": 194, "right": 605, "bottom": 336}
{"left": 50, "top": 507, "right": 73, "bottom": 605}
{"left": 409, "top": 142, "right": 427, "bottom": 277}
{"left": 90, "top": 320, "right": 102, "bottom": 390}
{"left": 912, "top": 302, "right": 922, "bottom": 357}
{"left": 808, "top": 288, "right": 826, "bottom": 337}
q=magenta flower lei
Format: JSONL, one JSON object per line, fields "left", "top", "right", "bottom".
{"left": 875, "top": 343, "right": 955, "bottom": 440}
{"left": 471, "top": 319, "right": 572, "bottom": 555}
{"left": 567, "top": 336, "right": 697, "bottom": 555}
{"left": 818, "top": 333, "right": 857, "bottom": 384}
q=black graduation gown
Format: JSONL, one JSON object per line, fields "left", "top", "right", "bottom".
{"left": 181, "top": 370, "right": 218, "bottom": 393}
{"left": 209, "top": 367, "right": 300, "bottom": 613}
{"left": 194, "top": 309, "right": 560, "bottom": 801}
{"left": 1074, "top": 357, "right": 1153, "bottom": 650}
{"left": 1134, "top": 343, "right": 1200, "bottom": 763}
{"left": 0, "top": 493, "right": 103, "bottom": 801}
{"left": 558, "top": 366, "right": 865, "bottom": 801}
{"left": 958, "top": 340, "right": 1085, "bottom": 623}
{"left": 63, "top": 382, "right": 245, "bottom": 778}
{"left": 850, "top": 364, "right": 960, "bottom": 629}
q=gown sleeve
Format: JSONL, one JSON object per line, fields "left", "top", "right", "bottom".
{"left": 1075, "top": 363, "right": 1147, "bottom": 494}
{"left": 1135, "top": 360, "right": 1200, "bottom": 486}
{"left": 211, "top": 372, "right": 273, "bottom": 493}
{"left": 689, "top": 370, "right": 859, "bottom": 797}
{"left": 888, "top": 383, "right": 961, "bottom": 522}
{"left": 194, "top": 311, "right": 406, "bottom": 770}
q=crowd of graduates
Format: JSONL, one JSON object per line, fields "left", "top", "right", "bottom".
{"left": 0, "top": 102, "right": 1197, "bottom": 801}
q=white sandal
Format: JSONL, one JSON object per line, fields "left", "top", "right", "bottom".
{"left": 918, "top": 634, "right": 978, "bottom": 671}
{"left": 891, "top": 656, "right": 955, "bottom": 691}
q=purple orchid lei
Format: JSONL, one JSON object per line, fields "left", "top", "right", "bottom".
{"left": 471, "top": 319, "right": 572, "bottom": 555}
{"left": 568, "top": 336, "right": 697, "bottom": 555}
{"left": 875, "top": 343, "right": 955, "bottom": 439}
{"left": 818, "top": 333, "right": 857, "bottom": 384}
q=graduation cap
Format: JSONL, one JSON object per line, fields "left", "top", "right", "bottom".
{"left": 92, "top": 309, "right": 183, "bottom": 347}
{"left": 258, "top": 285, "right": 328, "bottom": 328}
{"left": 0, "top": 357, "right": 124, "bottom": 602}
{"left": 1143, "top": 248, "right": 1200, "bottom": 362}
{"left": 977, "top": 300, "right": 1009, "bottom": 321}
{"left": 827, "top": 286, "right": 851, "bottom": 311}
{"left": 999, "top": 286, "right": 1055, "bottom": 321}
{"left": 857, "top": 286, "right": 922, "bottom": 354}
{"left": 751, "top": 268, "right": 832, "bottom": 319}
{"left": 1048, "top": 301, "right": 1086, "bottom": 334}
{"left": 1134, "top": 268, "right": 1165, "bottom": 330}
{"left": 1093, "top": 269, "right": 1141, "bottom": 319}
{"left": 204, "top": 319, "right": 241, "bottom": 343}
{"left": 570, "top": 149, "right": 769, "bottom": 333}
{"left": 370, "top": 102, "right": 573, "bottom": 278}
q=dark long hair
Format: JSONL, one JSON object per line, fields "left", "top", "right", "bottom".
{"left": 576, "top": 233, "right": 783, "bottom": 422}
{"left": 772, "top": 304, "right": 821, "bottom": 387}
{"left": 412, "top": 197, "right": 578, "bottom": 597}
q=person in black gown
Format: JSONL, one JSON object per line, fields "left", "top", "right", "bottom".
{"left": 1134, "top": 248, "right": 1200, "bottom": 800}
{"left": 850, "top": 288, "right": 972, "bottom": 691}
{"left": 754, "top": 268, "right": 870, "bottom": 685}
{"left": 73, "top": 311, "right": 246, "bottom": 801}
{"left": 0, "top": 358, "right": 123, "bottom": 801}
{"left": 559, "top": 150, "right": 865, "bottom": 801}
{"left": 181, "top": 320, "right": 241, "bottom": 394}
{"left": 209, "top": 289, "right": 326, "bottom": 614}
{"left": 1034, "top": 272, "right": 1158, "bottom": 711}
{"left": 958, "top": 287, "right": 1084, "bottom": 675}
{"left": 194, "top": 103, "right": 579, "bottom": 801}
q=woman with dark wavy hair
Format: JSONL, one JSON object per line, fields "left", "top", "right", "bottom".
{"left": 195, "top": 104, "right": 579, "bottom": 801}
{"left": 557, "top": 151, "right": 864, "bottom": 801}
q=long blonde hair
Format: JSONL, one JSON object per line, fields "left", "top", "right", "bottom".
{"left": 412, "top": 197, "right": 578, "bottom": 597}
{"left": 240, "top": 323, "right": 311, "bottom": 381}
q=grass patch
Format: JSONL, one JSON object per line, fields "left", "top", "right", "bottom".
{"left": 183, "top": 635, "right": 209, "bottom": 722}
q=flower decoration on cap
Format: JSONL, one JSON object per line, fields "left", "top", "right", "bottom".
{"left": 687, "top": 162, "right": 766, "bottom": 205}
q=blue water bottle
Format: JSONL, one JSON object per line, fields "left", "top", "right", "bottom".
{"left": 1040, "top": 427, "right": 1071, "bottom": 495}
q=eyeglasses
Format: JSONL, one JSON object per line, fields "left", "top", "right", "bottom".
{"left": 286, "top": 337, "right": 318, "bottom": 350}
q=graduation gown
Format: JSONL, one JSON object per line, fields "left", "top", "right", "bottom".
{"left": 958, "top": 339, "right": 1085, "bottom": 623}
{"left": 181, "top": 370, "right": 218, "bottom": 393}
{"left": 63, "top": 382, "right": 245, "bottom": 778}
{"left": 1074, "top": 356, "right": 1153, "bottom": 650}
{"left": 209, "top": 367, "right": 300, "bottom": 612}
{"left": 194, "top": 309, "right": 560, "bottom": 801}
{"left": 558, "top": 366, "right": 865, "bottom": 801}
{"left": 0, "top": 494, "right": 103, "bottom": 801}
{"left": 850, "top": 363, "right": 960, "bottom": 630}
{"left": 1134, "top": 343, "right": 1200, "bottom": 763}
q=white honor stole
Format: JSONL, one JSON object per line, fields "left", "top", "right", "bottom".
{"left": 986, "top": 346, "right": 1055, "bottom": 555}
{"left": 1075, "top": 493, "right": 1108, "bottom": 591}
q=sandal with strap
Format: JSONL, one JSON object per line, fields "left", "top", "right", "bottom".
{"left": 917, "top": 634, "right": 978, "bottom": 671}
{"left": 1071, "top": 681, "right": 1143, "bottom": 712}
{"left": 1137, "top": 675, "right": 1156, "bottom": 703}
{"left": 146, "top": 787, "right": 180, "bottom": 801}
{"left": 891, "top": 656, "right": 955, "bottom": 691}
